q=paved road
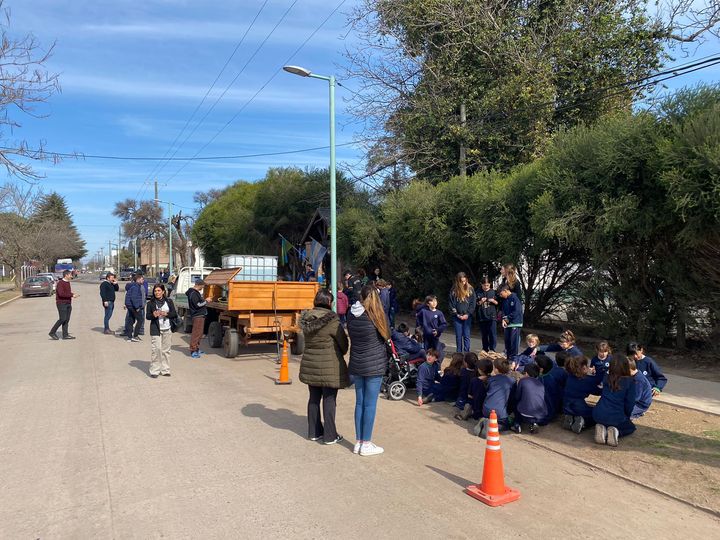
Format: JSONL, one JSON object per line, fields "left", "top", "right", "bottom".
{"left": 1, "top": 281, "right": 719, "bottom": 539}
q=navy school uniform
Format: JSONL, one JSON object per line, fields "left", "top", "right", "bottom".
{"left": 416, "top": 361, "right": 442, "bottom": 399}
{"left": 482, "top": 374, "right": 516, "bottom": 426}
{"left": 590, "top": 354, "right": 612, "bottom": 377}
{"left": 631, "top": 371, "right": 653, "bottom": 419}
{"left": 515, "top": 377, "right": 548, "bottom": 424}
{"left": 454, "top": 367, "right": 476, "bottom": 408}
{"left": 540, "top": 366, "right": 568, "bottom": 424}
{"left": 391, "top": 330, "right": 425, "bottom": 360}
{"left": 511, "top": 354, "right": 535, "bottom": 373}
{"left": 636, "top": 355, "right": 667, "bottom": 392}
{"left": 417, "top": 308, "right": 448, "bottom": 350}
{"left": 501, "top": 293, "right": 523, "bottom": 358}
{"left": 592, "top": 376, "right": 637, "bottom": 437}
{"left": 469, "top": 377, "right": 489, "bottom": 420}
{"left": 563, "top": 371, "right": 603, "bottom": 422}
{"left": 438, "top": 371, "right": 461, "bottom": 402}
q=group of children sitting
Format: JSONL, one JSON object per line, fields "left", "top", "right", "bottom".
{"left": 409, "top": 329, "right": 668, "bottom": 447}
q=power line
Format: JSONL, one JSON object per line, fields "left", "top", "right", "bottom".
{"left": 156, "top": 0, "right": 300, "bottom": 185}
{"left": 0, "top": 141, "right": 360, "bottom": 161}
{"left": 160, "top": 0, "right": 349, "bottom": 186}
{"left": 142, "top": 0, "right": 271, "bottom": 186}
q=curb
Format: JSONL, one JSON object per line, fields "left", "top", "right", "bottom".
{"left": 654, "top": 396, "right": 720, "bottom": 418}
{"left": 0, "top": 293, "right": 21, "bottom": 308}
{"left": 516, "top": 436, "right": 720, "bottom": 520}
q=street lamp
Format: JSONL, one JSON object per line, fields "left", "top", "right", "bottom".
{"left": 282, "top": 64, "right": 337, "bottom": 312}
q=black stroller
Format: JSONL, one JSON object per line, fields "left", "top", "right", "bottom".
{"left": 381, "top": 339, "right": 424, "bottom": 401}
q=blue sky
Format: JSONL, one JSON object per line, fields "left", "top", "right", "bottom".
{"left": 5, "top": 0, "right": 720, "bottom": 262}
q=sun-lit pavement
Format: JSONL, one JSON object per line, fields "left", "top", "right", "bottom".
{"left": 1, "top": 280, "right": 718, "bottom": 539}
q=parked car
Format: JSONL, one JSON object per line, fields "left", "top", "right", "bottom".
{"left": 22, "top": 276, "right": 54, "bottom": 297}
{"left": 119, "top": 268, "right": 134, "bottom": 281}
{"left": 36, "top": 273, "right": 57, "bottom": 291}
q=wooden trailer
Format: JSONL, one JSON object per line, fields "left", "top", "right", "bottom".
{"left": 201, "top": 268, "right": 319, "bottom": 358}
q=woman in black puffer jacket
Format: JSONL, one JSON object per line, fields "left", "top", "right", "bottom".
{"left": 347, "top": 285, "right": 390, "bottom": 457}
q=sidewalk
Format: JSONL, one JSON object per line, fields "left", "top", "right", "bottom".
{"left": 404, "top": 316, "right": 720, "bottom": 416}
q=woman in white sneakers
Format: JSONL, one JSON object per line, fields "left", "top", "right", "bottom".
{"left": 347, "top": 285, "right": 390, "bottom": 456}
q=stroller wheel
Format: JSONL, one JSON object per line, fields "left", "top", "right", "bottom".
{"left": 387, "top": 381, "right": 406, "bottom": 401}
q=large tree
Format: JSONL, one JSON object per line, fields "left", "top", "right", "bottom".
{"left": 346, "top": 0, "right": 720, "bottom": 183}
{"left": 34, "top": 192, "right": 86, "bottom": 263}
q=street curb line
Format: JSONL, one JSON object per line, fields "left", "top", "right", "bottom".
{"left": 517, "top": 437, "right": 720, "bottom": 520}
{"left": 655, "top": 397, "right": 720, "bottom": 418}
{"left": 0, "top": 294, "right": 21, "bottom": 308}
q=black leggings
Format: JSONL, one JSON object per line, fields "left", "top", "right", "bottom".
{"left": 307, "top": 386, "right": 338, "bottom": 441}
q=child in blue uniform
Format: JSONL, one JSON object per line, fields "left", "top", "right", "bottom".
{"left": 472, "top": 357, "right": 515, "bottom": 438}
{"left": 593, "top": 355, "right": 637, "bottom": 446}
{"left": 417, "top": 295, "right": 448, "bottom": 351}
{"left": 511, "top": 363, "right": 547, "bottom": 434}
{"left": 562, "top": 355, "right": 603, "bottom": 434}
{"left": 416, "top": 349, "right": 441, "bottom": 405}
{"left": 519, "top": 334, "right": 540, "bottom": 358}
{"left": 542, "top": 329, "right": 583, "bottom": 358}
{"left": 391, "top": 323, "right": 425, "bottom": 360}
{"left": 626, "top": 342, "right": 667, "bottom": 396}
{"left": 590, "top": 341, "right": 612, "bottom": 377}
{"left": 438, "top": 352, "right": 463, "bottom": 402}
{"left": 455, "top": 352, "right": 479, "bottom": 409}
{"left": 498, "top": 284, "right": 523, "bottom": 358}
{"left": 628, "top": 356, "right": 653, "bottom": 418}
{"left": 535, "top": 353, "right": 567, "bottom": 424}
{"left": 456, "top": 357, "right": 493, "bottom": 421}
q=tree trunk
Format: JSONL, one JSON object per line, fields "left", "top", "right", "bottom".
{"left": 676, "top": 305, "right": 687, "bottom": 350}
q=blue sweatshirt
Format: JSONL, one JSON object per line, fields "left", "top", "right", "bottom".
{"left": 124, "top": 282, "right": 144, "bottom": 310}
{"left": 541, "top": 366, "right": 567, "bottom": 421}
{"left": 417, "top": 308, "right": 448, "bottom": 338}
{"left": 483, "top": 374, "right": 515, "bottom": 420}
{"left": 631, "top": 371, "right": 653, "bottom": 418}
{"left": 439, "top": 372, "right": 461, "bottom": 401}
{"left": 469, "top": 377, "right": 488, "bottom": 417}
{"left": 636, "top": 355, "right": 667, "bottom": 391}
{"left": 563, "top": 372, "right": 602, "bottom": 415}
{"left": 511, "top": 354, "right": 535, "bottom": 372}
{"left": 515, "top": 377, "right": 548, "bottom": 420}
{"left": 416, "top": 361, "right": 440, "bottom": 397}
{"left": 590, "top": 354, "right": 612, "bottom": 377}
{"left": 391, "top": 330, "right": 423, "bottom": 359}
{"left": 593, "top": 376, "right": 636, "bottom": 427}
{"left": 449, "top": 287, "right": 477, "bottom": 318}
{"left": 456, "top": 367, "right": 476, "bottom": 405}
{"left": 501, "top": 293, "right": 523, "bottom": 326}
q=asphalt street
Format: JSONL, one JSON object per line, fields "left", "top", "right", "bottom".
{"left": 1, "top": 280, "right": 718, "bottom": 539}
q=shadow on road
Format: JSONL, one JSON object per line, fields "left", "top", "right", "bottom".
{"left": 241, "top": 403, "right": 307, "bottom": 438}
{"left": 426, "top": 465, "right": 474, "bottom": 489}
{"left": 128, "top": 360, "right": 152, "bottom": 376}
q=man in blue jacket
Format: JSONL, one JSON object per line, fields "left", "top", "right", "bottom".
{"left": 124, "top": 274, "right": 145, "bottom": 342}
{"left": 499, "top": 284, "right": 523, "bottom": 358}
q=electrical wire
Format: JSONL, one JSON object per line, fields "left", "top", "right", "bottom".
{"left": 159, "top": 0, "right": 349, "bottom": 186}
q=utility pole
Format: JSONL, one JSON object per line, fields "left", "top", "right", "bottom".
{"left": 168, "top": 201, "right": 173, "bottom": 276}
{"left": 459, "top": 102, "right": 467, "bottom": 178}
{"left": 118, "top": 227, "right": 122, "bottom": 271}
{"left": 133, "top": 238, "right": 137, "bottom": 270}
{"left": 154, "top": 180, "right": 160, "bottom": 278}
{"left": 108, "top": 240, "right": 112, "bottom": 270}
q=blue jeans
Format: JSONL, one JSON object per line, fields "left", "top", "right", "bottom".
{"left": 453, "top": 316, "right": 472, "bottom": 352}
{"left": 103, "top": 301, "right": 114, "bottom": 331}
{"left": 354, "top": 375, "right": 383, "bottom": 441}
{"left": 478, "top": 320, "right": 497, "bottom": 351}
{"left": 504, "top": 326, "right": 521, "bottom": 358}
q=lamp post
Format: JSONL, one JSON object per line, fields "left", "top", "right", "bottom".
{"left": 282, "top": 65, "right": 337, "bottom": 312}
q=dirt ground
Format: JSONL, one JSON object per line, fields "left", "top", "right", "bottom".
{"left": 442, "top": 398, "right": 720, "bottom": 514}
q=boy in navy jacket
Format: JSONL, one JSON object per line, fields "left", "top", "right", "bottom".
{"left": 511, "top": 363, "right": 547, "bottom": 434}
{"left": 417, "top": 295, "right": 447, "bottom": 351}
{"left": 416, "top": 349, "right": 442, "bottom": 405}
{"left": 627, "top": 342, "right": 667, "bottom": 395}
{"left": 498, "top": 285, "right": 523, "bottom": 358}
{"left": 629, "top": 357, "right": 653, "bottom": 418}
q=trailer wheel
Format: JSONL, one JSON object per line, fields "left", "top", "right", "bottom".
{"left": 290, "top": 331, "right": 305, "bottom": 355}
{"left": 207, "top": 321, "right": 223, "bottom": 348}
{"left": 224, "top": 328, "right": 239, "bottom": 358}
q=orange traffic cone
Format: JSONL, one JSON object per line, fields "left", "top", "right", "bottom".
{"left": 465, "top": 410, "right": 521, "bottom": 507}
{"left": 275, "top": 339, "right": 292, "bottom": 385}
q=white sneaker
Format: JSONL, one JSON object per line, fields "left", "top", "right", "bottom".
{"left": 607, "top": 426, "right": 620, "bottom": 447}
{"left": 353, "top": 441, "right": 362, "bottom": 454}
{"left": 360, "top": 442, "right": 384, "bottom": 457}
